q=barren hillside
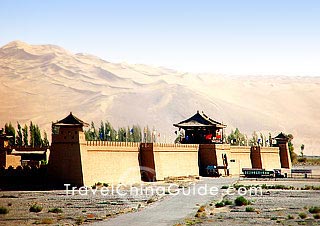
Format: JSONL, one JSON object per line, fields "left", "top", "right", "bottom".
{"left": 0, "top": 41, "right": 319, "bottom": 155}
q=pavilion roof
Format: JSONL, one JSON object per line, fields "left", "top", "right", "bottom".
{"left": 53, "top": 112, "right": 89, "bottom": 127}
{"left": 173, "top": 111, "right": 226, "bottom": 129}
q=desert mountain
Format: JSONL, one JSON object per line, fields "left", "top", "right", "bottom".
{"left": 0, "top": 40, "right": 319, "bottom": 155}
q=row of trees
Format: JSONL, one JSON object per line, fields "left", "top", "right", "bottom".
{"left": 226, "top": 128, "right": 273, "bottom": 147}
{"left": 84, "top": 121, "right": 158, "bottom": 143}
{"left": 226, "top": 128, "right": 299, "bottom": 163}
{"left": 1, "top": 122, "right": 49, "bottom": 147}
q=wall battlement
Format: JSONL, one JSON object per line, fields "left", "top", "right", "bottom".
{"left": 47, "top": 113, "right": 291, "bottom": 186}
{"left": 86, "top": 141, "right": 139, "bottom": 147}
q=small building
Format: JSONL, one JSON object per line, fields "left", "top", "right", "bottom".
{"left": 0, "top": 134, "right": 21, "bottom": 169}
{"left": 173, "top": 111, "right": 226, "bottom": 144}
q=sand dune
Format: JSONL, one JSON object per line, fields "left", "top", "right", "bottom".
{"left": 0, "top": 40, "right": 319, "bottom": 155}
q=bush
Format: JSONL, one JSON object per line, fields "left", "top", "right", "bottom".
{"left": 48, "top": 207, "right": 63, "bottom": 213}
{"left": 0, "top": 206, "right": 9, "bottom": 214}
{"left": 41, "top": 218, "right": 54, "bottom": 224}
{"left": 224, "top": 200, "right": 233, "bottom": 205}
{"left": 298, "top": 157, "right": 307, "bottom": 163}
{"left": 314, "top": 214, "right": 320, "bottom": 219}
{"left": 299, "top": 212, "right": 307, "bottom": 219}
{"left": 75, "top": 216, "right": 84, "bottom": 225}
{"left": 215, "top": 202, "right": 225, "bottom": 208}
{"left": 29, "top": 204, "right": 43, "bottom": 213}
{"left": 287, "top": 214, "right": 294, "bottom": 219}
{"left": 234, "top": 196, "right": 249, "bottom": 206}
{"left": 221, "top": 185, "right": 229, "bottom": 189}
{"left": 309, "top": 206, "right": 320, "bottom": 214}
{"left": 146, "top": 197, "right": 156, "bottom": 204}
{"left": 245, "top": 207, "right": 255, "bottom": 212}
{"left": 270, "top": 217, "right": 277, "bottom": 220}
{"left": 197, "top": 206, "right": 205, "bottom": 212}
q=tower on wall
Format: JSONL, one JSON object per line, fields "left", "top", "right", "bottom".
{"left": 273, "top": 132, "right": 292, "bottom": 169}
{"left": 48, "top": 112, "right": 89, "bottom": 186}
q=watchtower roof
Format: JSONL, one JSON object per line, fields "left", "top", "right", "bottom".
{"left": 274, "top": 132, "right": 289, "bottom": 140}
{"left": 53, "top": 112, "right": 89, "bottom": 127}
{"left": 173, "top": 111, "right": 226, "bottom": 129}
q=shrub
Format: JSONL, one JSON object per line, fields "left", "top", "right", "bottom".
{"left": 234, "top": 196, "right": 249, "bottom": 206}
{"left": 146, "top": 197, "right": 156, "bottom": 204}
{"left": 29, "top": 204, "right": 43, "bottom": 213}
{"left": 197, "top": 206, "right": 205, "bottom": 212}
{"left": 41, "top": 218, "right": 54, "bottom": 224}
{"left": 245, "top": 207, "right": 255, "bottom": 212}
{"left": 298, "top": 157, "right": 307, "bottom": 163}
{"left": 194, "top": 211, "right": 206, "bottom": 218}
{"left": 287, "top": 214, "right": 294, "bottom": 219}
{"left": 270, "top": 217, "right": 277, "bottom": 220}
{"left": 75, "top": 216, "right": 84, "bottom": 225}
{"left": 221, "top": 185, "right": 229, "bottom": 189}
{"left": 215, "top": 202, "right": 225, "bottom": 208}
{"left": 313, "top": 213, "right": 320, "bottom": 219}
{"left": 299, "top": 212, "right": 307, "bottom": 219}
{"left": 274, "top": 185, "right": 286, "bottom": 189}
{"left": 0, "top": 206, "right": 9, "bottom": 214}
{"left": 224, "top": 200, "right": 233, "bottom": 205}
{"left": 48, "top": 207, "right": 63, "bottom": 213}
{"left": 309, "top": 206, "right": 320, "bottom": 214}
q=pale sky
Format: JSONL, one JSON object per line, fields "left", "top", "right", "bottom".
{"left": 1, "top": 0, "right": 320, "bottom": 76}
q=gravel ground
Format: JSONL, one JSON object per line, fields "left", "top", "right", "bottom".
{"left": 0, "top": 177, "right": 195, "bottom": 225}
{"left": 176, "top": 179, "right": 320, "bottom": 226}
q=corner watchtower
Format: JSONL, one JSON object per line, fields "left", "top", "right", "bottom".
{"left": 273, "top": 132, "right": 291, "bottom": 169}
{"left": 48, "top": 112, "right": 89, "bottom": 186}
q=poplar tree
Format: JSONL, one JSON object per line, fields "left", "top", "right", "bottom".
{"left": 22, "top": 124, "right": 28, "bottom": 146}
{"left": 43, "top": 131, "right": 49, "bottom": 146}
{"left": 16, "top": 122, "right": 23, "bottom": 146}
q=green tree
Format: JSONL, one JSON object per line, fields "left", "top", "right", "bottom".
{"left": 268, "top": 132, "right": 272, "bottom": 147}
{"left": 300, "top": 144, "right": 305, "bottom": 157}
{"left": 104, "top": 121, "right": 116, "bottom": 141}
{"left": 287, "top": 134, "right": 297, "bottom": 163}
{"left": 99, "top": 121, "right": 105, "bottom": 140}
{"left": 85, "top": 122, "right": 98, "bottom": 141}
{"left": 117, "top": 127, "right": 127, "bottom": 142}
{"left": 5, "top": 122, "right": 15, "bottom": 146}
{"left": 249, "top": 131, "right": 258, "bottom": 146}
{"left": 43, "top": 131, "right": 49, "bottom": 146}
{"left": 145, "top": 126, "right": 152, "bottom": 143}
{"left": 34, "top": 125, "right": 43, "bottom": 147}
{"left": 127, "top": 126, "right": 133, "bottom": 142}
{"left": 22, "top": 124, "right": 28, "bottom": 146}
{"left": 132, "top": 125, "right": 142, "bottom": 142}
{"left": 29, "top": 121, "right": 35, "bottom": 147}
{"left": 16, "top": 122, "right": 23, "bottom": 146}
{"left": 259, "top": 132, "right": 264, "bottom": 147}
{"left": 227, "top": 128, "right": 246, "bottom": 146}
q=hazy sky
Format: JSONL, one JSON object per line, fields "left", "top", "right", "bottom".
{"left": 1, "top": 0, "right": 320, "bottom": 76}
